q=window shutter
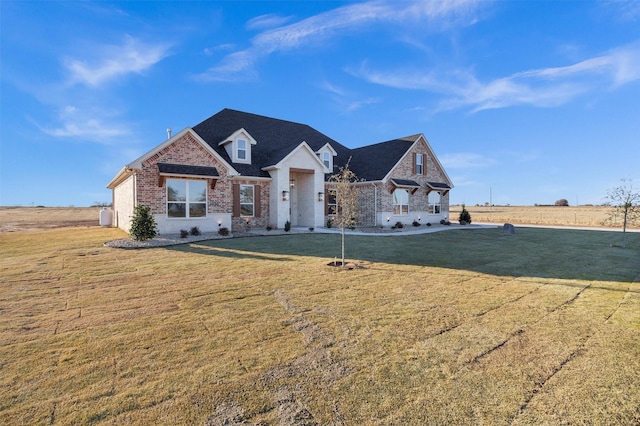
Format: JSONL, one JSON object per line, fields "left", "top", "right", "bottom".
{"left": 254, "top": 186, "right": 261, "bottom": 217}
{"left": 232, "top": 184, "right": 240, "bottom": 217}
{"left": 324, "top": 193, "right": 328, "bottom": 216}
{"left": 413, "top": 153, "right": 417, "bottom": 174}
{"left": 423, "top": 154, "right": 426, "bottom": 175}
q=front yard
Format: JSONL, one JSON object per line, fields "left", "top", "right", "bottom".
{"left": 0, "top": 226, "right": 638, "bottom": 424}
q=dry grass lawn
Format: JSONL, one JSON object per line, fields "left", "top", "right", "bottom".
{"left": 1, "top": 218, "right": 639, "bottom": 424}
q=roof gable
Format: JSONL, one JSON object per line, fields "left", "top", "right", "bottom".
{"left": 348, "top": 136, "right": 418, "bottom": 181}
{"left": 192, "top": 109, "right": 351, "bottom": 177}
{"left": 126, "top": 127, "right": 237, "bottom": 173}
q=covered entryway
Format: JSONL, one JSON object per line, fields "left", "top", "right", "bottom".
{"left": 289, "top": 168, "right": 315, "bottom": 227}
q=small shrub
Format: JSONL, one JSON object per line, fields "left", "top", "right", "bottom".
{"left": 190, "top": 226, "right": 201, "bottom": 236}
{"left": 309, "top": 227, "right": 314, "bottom": 232}
{"left": 326, "top": 218, "right": 333, "bottom": 228}
{"left": 426, "top": 223, "right": 432, "bottom": 227}
{"left": 412, "top": 220, "right": 420, "bottom": 227}
{"left": 129, "top": 205, "right": 158, "bottom": 241}
{"left": 459, "top": 205, "right": 472, "bottom": 225}
{"left": 266, "top": 225, "right": 273, "bottom": 231}
{"left": 395, "top": 221, "right": 404, "bottom": 229}
{"left": 284, "top": 221, "right": 291, "bottom": 232}
{"left": 218, "top": 227, "right": 229, "bottom": 236}
{"left": 180, "top": 229, "right": 189, "bottom": 238}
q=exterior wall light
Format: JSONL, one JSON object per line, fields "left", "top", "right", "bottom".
{"left": 318, "top": 192, "right": 324, "bottom": 202}
{"left": 282, "top": 190, "right": 290, "bottom": 201}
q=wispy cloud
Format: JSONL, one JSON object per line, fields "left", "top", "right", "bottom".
{"left": 195, "top": 0, "right": 481, "bottom": 82}
{"left": 353, "top": 41, "right": 640, "bottom": 113}
{"left": 64, "top": 35, "right": 171, "bottom": 87}
{"left": 604, "top": 0, "right": 640, "bottom": 21}
{"left": 246, "top": 13, "right": 293, "bottom": 31}
{"left": 36, "top": 105, "right": 130, "bottom": 144}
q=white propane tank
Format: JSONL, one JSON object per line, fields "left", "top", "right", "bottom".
{"left": 99, "top": 208, "right": 113, "bottom": 227}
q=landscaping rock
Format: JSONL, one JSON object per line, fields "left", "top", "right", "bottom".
{"left": 503, "top": 223, "right": 516, "bottom": 234}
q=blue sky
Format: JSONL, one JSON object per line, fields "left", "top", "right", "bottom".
{"left": 1, "top": 0, "right": 639, "bottom": 207}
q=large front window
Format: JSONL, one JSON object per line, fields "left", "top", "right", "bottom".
{"left": 428, "top": 192, "right": 441, "bottom": 214}
{"left": 393, "top": 189, "right": 409, "bottom": 215}
{"left": 240, "top": 185, "right": 254, "bottom": 217}
{"left": 167, "top": 179, "right": 206, "bottom": 218}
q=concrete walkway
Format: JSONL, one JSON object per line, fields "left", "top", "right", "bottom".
{"left": 299, "top": 223, "right": 497, "bottom": 236}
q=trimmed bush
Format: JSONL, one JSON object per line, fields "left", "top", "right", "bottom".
{"left": 180, "top": 229, "right": 189, "bottom": 238}
{"left": 284, "top": 220, "right": 291, "bottom": 232}
{"left": 129, "top": 205, "right": 158, "bottom": 241}
{"left": 190, "top": 226, "right": 201, "bottom": 236}
{"left": 459, "top": 205, "right": 472, "bottom": 225}
{"left": 218, "top": 227, "right": 229, "bottom": 236}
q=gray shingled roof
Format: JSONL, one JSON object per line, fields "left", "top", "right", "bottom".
{"left": 191, "top": 109, "right": 427, "bottom": 183}
{"left": 192, "top": 109, "right": 351, "bottom": 178}
{"left": 349, "top": 136, "right": 420, "bottom": 181}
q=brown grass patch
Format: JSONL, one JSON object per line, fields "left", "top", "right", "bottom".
{"left": 0, "top": 207, "right": 101, "bottom": 232}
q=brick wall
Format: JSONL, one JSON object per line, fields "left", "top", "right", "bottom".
{"left": 137, "top": 133, "right": 233, "bottom": 214}
{"left": 135, "top": 133, "right": 271, "bottom": 232}
{"left": 231, "top": 178, "right": 271, "bottom": 231}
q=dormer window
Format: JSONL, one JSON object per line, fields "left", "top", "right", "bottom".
{"left": 316, "top": 143, "right": 337, "bottom": 172}
{"left": 219, "top": 129, "right": 256, "bottom": 164}
{"left": 237, "top": 139, "right": 247, "bottom": 161}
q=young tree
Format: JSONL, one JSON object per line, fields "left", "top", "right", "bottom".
{"left": 604, "top": 179, "right": 639, "bottom": 248}
{"left": 327, "top": 159, "right": 361, "bottom": 266}
{"left": 129, "top": 205, "right": 158, "bottom": 241}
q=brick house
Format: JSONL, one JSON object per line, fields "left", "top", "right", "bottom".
{"left": 107, "top": 109, "right": 453, "bottom": 234}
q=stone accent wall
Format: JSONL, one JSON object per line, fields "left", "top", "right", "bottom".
{"left": 382, "top": 139, "right": 450, "bottom": 222}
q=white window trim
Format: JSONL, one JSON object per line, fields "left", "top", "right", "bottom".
{"left": 416, "top": 153, "right": 423, "bottom": 175}
{"left": 167, "top": 179, "right": 207, "bottom": 219}
{"left": 393, "top": 188, "right": 409, "bottom": 216}
{"left": 236, "top": 139, "right": 247, "bottom": 162}
{"left": 323, "top": 151, "right": 331, "bottom": 169}
{"left": 428, "top": 191, "right": 442, "bottom": 215}
{"left": 240, "top": 184, "right": 255, "bottom": 217}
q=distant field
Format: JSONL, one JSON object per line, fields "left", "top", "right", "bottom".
{"left": 0, "top": 226, "right": 638, "bottom": 424}
{"left": 451, "top": 205, "right": 638, "bottom": 229}
{"left": 0, "top": 207, "right": 101, "bottom": 232}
